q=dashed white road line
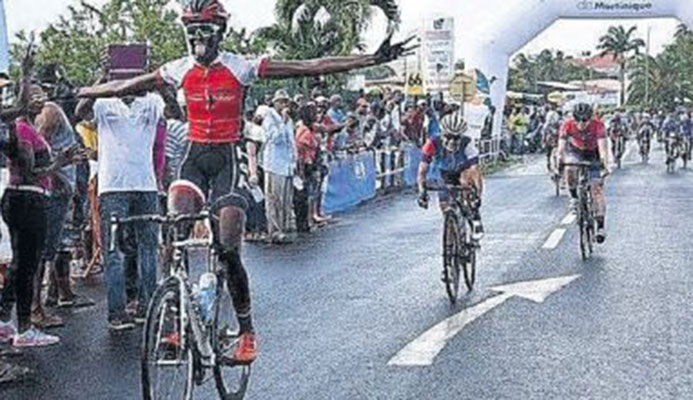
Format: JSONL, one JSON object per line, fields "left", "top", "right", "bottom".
{"left": 542, "top": 228, "right": 567, "bottom": 250}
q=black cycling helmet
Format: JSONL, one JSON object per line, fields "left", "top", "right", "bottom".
{"left": 573, "top": 103, "right": 593, "bottom": 123}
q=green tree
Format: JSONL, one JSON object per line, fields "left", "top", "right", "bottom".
{"left": 627, "top": 53, "right": 688, "bottom": 108}
{"left": 597, "top": 25, "right": 646, "bottom": 105}
{"left": 255, "top": 0, "right": 399, "bottom": 92}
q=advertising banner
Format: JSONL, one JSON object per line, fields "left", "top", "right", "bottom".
{"left": 421, "top": 17, "right": 455, "bottom": 93}
{"left": 323, "top": 152, "right": 377, "bottom": 214}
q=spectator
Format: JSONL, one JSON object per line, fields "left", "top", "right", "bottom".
{"left": 1, "top": 81, "right": 81, "bottom": 348}
{"left": 315, "top": 96, "right": 341, "bottom": 152}
{"left": 390, "top": 90, "right": 403, "bottom": 138}
{"left": 363, "top": 104, "right": 384, "bottom": 149}
{"left": 243, "top": 106, "right": 269, "bottom": 240}
{"left": 313, "top": 97, "right": 338, "bottom": 223}
{"left": 33, "top": 93, "right": 93, "bottom": 329}
{"left": 295, "top": 103, "right": 321, "bottom": 232}
{"left": 262, "top": 89, "right": 297, "bottom": 244}
{"left": 163, "top": 107, "right": 189, "bottom": 191}
{"left": 481, "top": 105, "right": 496, "bottom": 140}
{"left": 424, "top": 100, "right": 442, "bottom": 141}
{"left": 355, "top": 98, "right": 370, "bottom": 135}
{"left": 76, "top": 86, "right": 164, "bottom": 331}
{"left": 402, "top": 101, "right": 424, "bottom": 144}
{"left": 334, "top": 113, "right": 364, "bottom": 151}
{"left": 328, "top": 94, "right": 346, "bottom": 125}
{"left": 380, "top": 100, "right": 398, "bottom": 147}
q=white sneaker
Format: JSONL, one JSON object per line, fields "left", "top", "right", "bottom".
{"left": 13, "top": 327, "right": 60, "bottom": 348}
{"left": 0, "top": 320, "right": 17, "bottom": 343}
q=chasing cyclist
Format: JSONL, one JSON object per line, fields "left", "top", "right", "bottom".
{"left": 608, "top": 112, "right": 627, "bottom": 164}
{"left": 558, "top": 103, "right": 610, "bottom": 244}
{"left": 416, "top": 111, "right": 484, "bottom": 241}
{"left": 77, "top": 0, "right": 415, "bottom": 364}
{"left": 542, "top": 105, "right": 562, "bottom": 172}
{"left": 663, "top": 111, "right": 681, "bottom": 161}
{"left": 637, "top": 113, "right": 655, "bottom": 162}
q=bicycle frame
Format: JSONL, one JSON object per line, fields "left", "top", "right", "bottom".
{"left": 110, "top": 211, "right": 220, "bottom": 365}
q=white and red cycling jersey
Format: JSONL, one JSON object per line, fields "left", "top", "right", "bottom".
{"left": 158, "top": 53, "right": 269, "bottom": 144}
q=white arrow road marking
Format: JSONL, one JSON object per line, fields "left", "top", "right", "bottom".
{"left": 561, "top": 212, "right": 576, "bottom": 225}
{"left": 542, "top": 228, "right": 567, "bottom": 250}
{"left": 388, "top": 274, "right": 581, "bottom": 367}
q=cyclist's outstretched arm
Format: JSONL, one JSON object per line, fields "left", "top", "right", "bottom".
{"left": 263, "top": 35, "right": 417, "bottom": 79}
{"left": 77, "top": 71, "right": 160, "bottom": 99}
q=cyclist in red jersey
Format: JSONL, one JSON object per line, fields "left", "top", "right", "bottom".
{"left": 76, "top": 0, "right": 416, "bottom": 364}
{"left": 558, "top": 103, "right": 610, "bottom": 243}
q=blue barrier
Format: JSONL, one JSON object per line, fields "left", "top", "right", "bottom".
{"left": 323, "top": 152, "right": 377, "bottom": 214}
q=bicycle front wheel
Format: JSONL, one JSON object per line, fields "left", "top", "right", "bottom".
{"left": 142, "top": 279, "right": 194, "bottom": 400}
{"left": 462, "top": 236, "right": 476, "bottom": 291}
{"left": 213, "top": 279, "right": 251, "bottom": 400}
{"left": 443, "top": 212, "right": 461, "bottom": 304}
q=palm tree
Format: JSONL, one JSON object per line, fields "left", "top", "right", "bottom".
{"left": 628, "top": 54, "right": 680, "bottom": 108}
{"left": 675, "top": 23, "right": 691, "bottom": 41}
{"left": 260, "top": 0, "right": 400, "bottom": 59}
{"left": 597, "top": 25, "right": 646, "bottom": 105}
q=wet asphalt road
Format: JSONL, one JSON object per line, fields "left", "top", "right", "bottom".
{"left": 3, "top": 141, "right": 693, "bottom": 400}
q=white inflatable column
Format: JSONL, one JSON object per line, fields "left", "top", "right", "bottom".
{"left": 466, "top": 48, "right": 510, "bottom": 138}
{"left": 0, "top": 0, "right": 8, "bottom": 75}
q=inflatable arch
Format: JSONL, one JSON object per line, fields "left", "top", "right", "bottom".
{"left": 454, "top": 0, "right": 693, "bottom": 137}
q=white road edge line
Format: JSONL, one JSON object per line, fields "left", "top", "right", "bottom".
{"left": 542, "top": 229, "right": 567, "bottom": 250}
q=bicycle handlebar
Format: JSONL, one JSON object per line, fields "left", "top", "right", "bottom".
{"left": 108, "top": 211, "right": 213, "bottom": 252}
{"left": 423, "top": 182, "right": 476, "bottom": 192}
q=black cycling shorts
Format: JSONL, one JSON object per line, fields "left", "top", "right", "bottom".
{"left": 179, "top": 142, "right": 249, "bottom": 212}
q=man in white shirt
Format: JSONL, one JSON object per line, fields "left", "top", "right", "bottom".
{"left": 261, "top": 90, "right": 297, "bottom": 243}
{"left": 77, "top": 91, "right": 164, "bottom": 331}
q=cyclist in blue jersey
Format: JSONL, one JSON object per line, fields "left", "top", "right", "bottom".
{"left": 417, "top": 111, "right": 484, "bottom": 240}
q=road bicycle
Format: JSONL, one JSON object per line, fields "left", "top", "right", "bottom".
{"left": 638, "top": 132, "right": 651, "bottom": 164}
{"left": 549, "top": 147, "right": 562, "bottom": 197}
{"left": 665, "top": 135, "right": 680, "bottom": 174}
{"left": 564, "top": 162, "right": 601, "bottom": 261}
{"left": 424, "top": 183, "right": 480, "bottom": 304}
{"left": 109, "top": 210, "right": 251, "bottom": 400}
{"left": 614, "top": 135, "right": 626, "bottom": 169}
{"left": 680, "top": 136, "right": 691, "bottom": 169}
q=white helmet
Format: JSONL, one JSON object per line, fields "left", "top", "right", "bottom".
{"left": 440, "top": 111, "right": 468, "bottom": 152}
{"left": 440, "top": 111, "right": 468, "bottom": 136}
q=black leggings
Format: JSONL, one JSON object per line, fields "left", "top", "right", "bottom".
{"left": 181, "top": 142, "right": 252, "bottom": 325}
{"left": 0, "top": 190, "right": 47, "bottom": 329}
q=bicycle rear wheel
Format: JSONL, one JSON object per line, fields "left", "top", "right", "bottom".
{"left": 142, "top": 279, "right": 194, "bottom": 400}
{"left": 442, "top": 212, "right": 461, "bottom": 304}
{"left": 213, "top": 278, "right": 251, "bottom": 400}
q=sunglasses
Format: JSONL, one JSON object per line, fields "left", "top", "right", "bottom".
{"left": 443, "top": 135, "right": 462, "bottom": 142}
{"left": 186, "top": 23, "right": 221, "bottom": 40}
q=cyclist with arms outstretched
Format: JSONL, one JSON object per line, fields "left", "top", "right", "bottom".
{"left": 76, "top": 0, "right": 416, "bottom": 365}
{"left": 417, "top": 111, "right": 484, "bottom": 241}
{"left": 558, "top": 103, "right": 610, "bottom": 244}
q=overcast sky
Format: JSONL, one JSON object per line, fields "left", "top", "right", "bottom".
{"left": 3, "top": 0, "right": 682, "bottom": 58}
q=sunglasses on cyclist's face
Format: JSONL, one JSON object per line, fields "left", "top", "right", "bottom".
{"left": 186, "top": 23, "right": 221, "bottom": 41}
{"left": 443, "top": 135, "right": 462, "bottom": 142}
{"left": 575, "top": 116, "right": 591, "bottom": 123}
